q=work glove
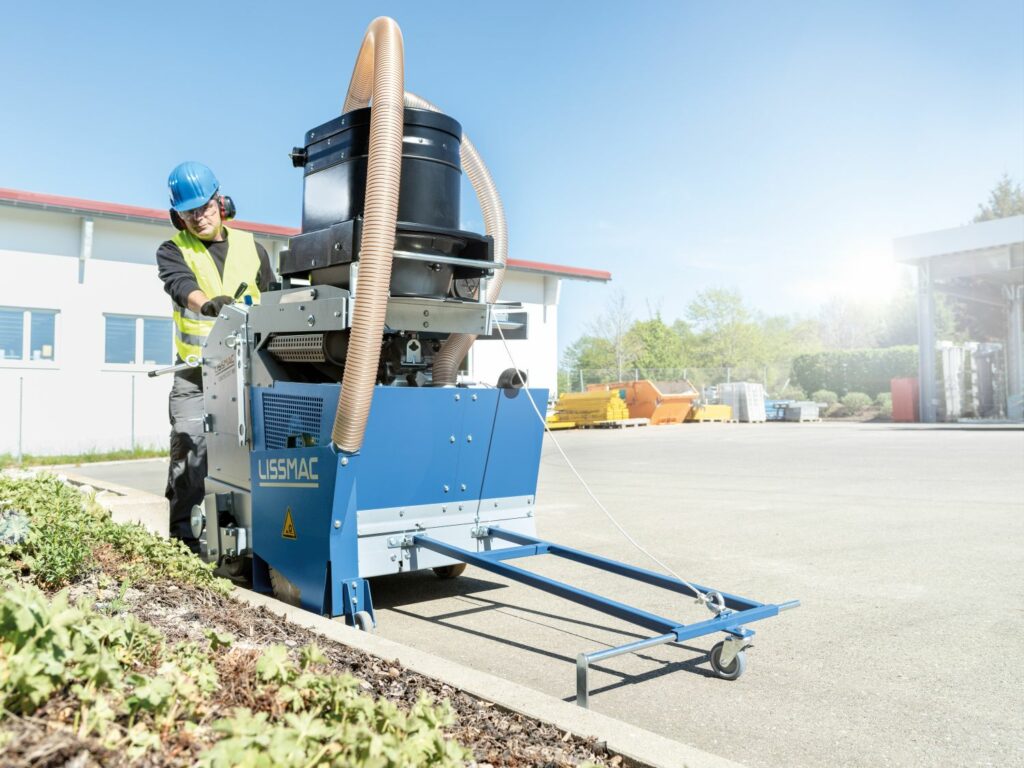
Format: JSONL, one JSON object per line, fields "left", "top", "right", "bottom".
{"left": 200, "top": 295, "right": 234, "bottom": 317}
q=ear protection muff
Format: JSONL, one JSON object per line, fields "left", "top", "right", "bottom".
{"left": 219, "top": 195, "right": 236, "bottom": 221}
{"left": 168, "top": 195, "right": 235, "bottom": 230}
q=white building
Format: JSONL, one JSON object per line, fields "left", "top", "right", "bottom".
{"left": 0, "top": 188, "right": 609, "bottom": 456}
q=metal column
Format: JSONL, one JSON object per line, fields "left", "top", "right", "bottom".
{"left": 917, "top": 263, "right": 937, "bottom": 422}
{"left": 1007, "top": 284, "right": 1024, "bottom": 419}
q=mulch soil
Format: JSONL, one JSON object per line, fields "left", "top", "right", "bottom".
{"left": 1, "top": 573, "right": 623, "bottom": 768}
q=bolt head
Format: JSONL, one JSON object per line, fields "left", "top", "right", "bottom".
{"left": 341, "top": 457, "right": 349, "bottom": 466}
{"left": 334, "top": 520, "right": 341, "bottom": 529}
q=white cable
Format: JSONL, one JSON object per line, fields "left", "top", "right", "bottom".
{"left": 493, "top": 325, "right": 715, "bottom": 609}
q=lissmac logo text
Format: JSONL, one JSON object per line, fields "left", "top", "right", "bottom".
{"left": 257, "top": 457, "right": 320, "bottom": 488}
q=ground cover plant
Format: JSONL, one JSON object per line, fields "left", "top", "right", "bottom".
{"left": 0, "top": 473, "right": 613, "bottom": 767}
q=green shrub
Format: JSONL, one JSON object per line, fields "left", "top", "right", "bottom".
{"left": 876, "top": 393, "right": 893, "bottom": 417}
{"left": 812, "top": 389, "right": 839, "bottom": 406}
{"left": 793, "top": 346, "right": 917, "bottom": 398}
{"left": 840, "top": 392, "right": 872, "bottom": 411}
{"left": 0, "top": 473, "right": 229, "bottom": 593}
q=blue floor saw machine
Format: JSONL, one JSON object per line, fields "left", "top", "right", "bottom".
{"left": 154, "top": 17, "right": 798, "bottom": 706}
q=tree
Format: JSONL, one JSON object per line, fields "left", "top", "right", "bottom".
{"left": 685, "top": 288, "right": 762, "bottom": 367}
{"left": 974, "top": 174, "right": 1024, "bottom": 222}
{"left": 816, "top": 296, "right": 881, "bottom": 349}
{"left": 561, "top": 335, "right": 615, "bottom": 371}
{"left": 625, "top": 314, "right": 683, "bottom": 372}
{"left": 586, "top": 290, "right": 639, "bottom": 380}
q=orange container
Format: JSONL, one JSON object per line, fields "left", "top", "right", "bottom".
{"left": 891, "top": 377, "right": 919, "bottom": 422}
{"left": 587, "top": 380, "right": 698, "bottom": 424}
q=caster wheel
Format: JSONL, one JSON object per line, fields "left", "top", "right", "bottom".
{"left": 432, "top": 563, "right": 467, "bottom": 579}
{"left": 353, "top": 610, "right": 375, "bottom": 633}
{"left": 709, "top": 640, "right": 747, "bottom": 680}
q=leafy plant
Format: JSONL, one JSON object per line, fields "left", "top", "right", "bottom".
{"left": 812, "top": 389, "right": 839, "bottom": 406}
{"left": 840, "top": 392, "right": 872, "bottom": 411}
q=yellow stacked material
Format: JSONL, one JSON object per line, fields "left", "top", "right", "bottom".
{"left": 553, "top": 391, "right": 630, "bottom": 425}
{"left": 686, "top": 404, "right": 734, "bottom": 422}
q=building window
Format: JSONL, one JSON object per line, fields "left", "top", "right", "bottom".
{"left": 142, "top": 319, "right": 173, "bottom": 365}
{"left": 479, "top": 310, "right": 529, "bottom": 341}
{"left": 104, "top": 315, "right": 173, "bottom": 366}
{"left": 0, "top": 307, "right": 57, "bottom": 361}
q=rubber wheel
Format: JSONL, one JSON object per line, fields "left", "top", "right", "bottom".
{"left": 709, "top": 641, "right": 747, "bottom": 681}
{"left": 432, "top": 563, "right": 467, "bottom": 579}
{"left": 353, "top": 610, "right": 375, "bottom": 633}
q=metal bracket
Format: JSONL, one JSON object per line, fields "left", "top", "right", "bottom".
{"left": 386, "top": 535, "right": 415, "bottom": 549}
{"left": 234, "top": 329, "right": 250, "bottom": 447}
{"left": 471, "top": 526, "right": 491, "bottom": 539}
{"left": 718, "top": 635, "right": 751, "bottom": 667}
{"left": 221, "top": 526, "right": 250, "bottom": 557}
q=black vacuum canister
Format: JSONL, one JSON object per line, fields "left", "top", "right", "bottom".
{"left": 298, "top": 107, "right": 463, "bottom": 233}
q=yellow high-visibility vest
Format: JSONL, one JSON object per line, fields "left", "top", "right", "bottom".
{"left": 171, "top": 226, "right": 262, "bottom": 362}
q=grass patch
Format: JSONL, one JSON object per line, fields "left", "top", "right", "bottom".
{"left": 0, "top": 446, "right": 166, "bottom": 470}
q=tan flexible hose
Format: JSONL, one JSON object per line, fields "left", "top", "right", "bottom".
{"left": 403, "top": 92, "right": 509, "bottom": 385}
{"left": 332, "top": 16, "right": 405, "bottom": 452}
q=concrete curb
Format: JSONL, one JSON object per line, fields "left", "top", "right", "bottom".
{"left": 61, "top": 468, "right": 744, "bottom": 768}
{"left": 58, "top": 469, "right": 169, "bottom": 537}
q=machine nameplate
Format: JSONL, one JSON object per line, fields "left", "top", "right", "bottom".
{"left": 257, "top": 457, "right": 320, "bottom": 488}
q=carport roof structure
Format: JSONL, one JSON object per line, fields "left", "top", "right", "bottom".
{"left": 894, "top": 214, "right": 1024, "bottom": 421}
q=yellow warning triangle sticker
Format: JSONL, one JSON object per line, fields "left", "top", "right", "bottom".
{"left": 281, "top": 507, "right": 297, "bottom": 540}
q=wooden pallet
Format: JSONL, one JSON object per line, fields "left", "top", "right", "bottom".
{"left": 689, "top": 418, "right": 738, "bottom": 424}
{"left": 578, "top": 418, "right": 650, "bottom": 429}
{"left": 546, "top": 421, "right": 577, "bottom": 430}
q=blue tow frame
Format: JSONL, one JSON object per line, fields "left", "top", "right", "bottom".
{"left": 414, "top": 526, "right": 799, "bottom": 706}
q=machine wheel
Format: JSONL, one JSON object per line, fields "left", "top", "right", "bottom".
{"left": 709, "top": 641, "right": 747, "bottom": 681}
{"left": 353, "top": 610, "right": 375, "bottom": 633}
{"left": 432, "top": 563, "right": 467, "bottom": 579}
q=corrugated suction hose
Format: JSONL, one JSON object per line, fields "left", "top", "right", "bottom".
{"left": 331, "top": 16, "right": 405, "bottom": 452}
{"left": 403, "top": 91, "right": 509, "bottom": 386}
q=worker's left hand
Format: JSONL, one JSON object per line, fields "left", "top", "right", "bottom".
{"left": 200, "top": 295, "right": 234, "bottom": 317}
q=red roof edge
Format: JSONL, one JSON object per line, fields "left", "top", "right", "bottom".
{"left": 507, "top": 258, "right": 611, "bottom": 282}
{"left": 0, "top": 187, "right": 612, "bottom": 280}
{"left": 0, "top": 187, "right": 298, "bottom": 237}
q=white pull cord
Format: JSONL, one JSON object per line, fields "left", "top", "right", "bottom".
{"left": 493, "top": 325, "right": 719, "bottom": 612}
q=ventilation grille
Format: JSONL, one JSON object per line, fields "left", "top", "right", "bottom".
{"left": 262, "top": 393, "right": 323, "bottom": 449}
{"left": 266, "top": 333, "right": 325, "bottom": 362}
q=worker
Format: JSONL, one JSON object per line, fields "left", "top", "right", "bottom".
{"left": 157, "top": 161, "right": 275, "bottom": 554}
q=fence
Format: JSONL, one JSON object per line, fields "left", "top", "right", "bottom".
{"left": 0, "top": 370, "right": 170, "bottom": 459}
{"left": 557, "top": 364, "right": 796, "bottom": 397}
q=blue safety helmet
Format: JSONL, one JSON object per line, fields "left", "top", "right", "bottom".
{"left": 167, "top": 161, "right": 219, "bottom": 212}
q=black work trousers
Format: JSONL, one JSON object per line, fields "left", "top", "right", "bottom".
{"left": 166, "top": 367, "right": 206, "bottom": 551}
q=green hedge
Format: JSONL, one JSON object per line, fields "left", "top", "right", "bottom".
{"left": 792, "top": 346, "right": 917, "bottom": 398}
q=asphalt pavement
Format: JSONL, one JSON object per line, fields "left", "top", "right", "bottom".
{"left": 61, "top": 422, "right": 1024, "bottom": 767}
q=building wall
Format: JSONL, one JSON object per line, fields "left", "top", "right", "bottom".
{"left": 0, "top": 206, "right": 567, "bottom": 455}
{"left": 0, "top": 207, "right": 284, "bottom": 456}
{"left": 469, "top": 272, "right": 560, "bottom": 398}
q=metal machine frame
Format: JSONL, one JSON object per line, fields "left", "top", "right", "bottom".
{"left": 413, "top": 527, "right": 799, "bottom": 707}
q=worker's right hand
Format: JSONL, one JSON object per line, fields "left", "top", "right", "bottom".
{"left": 200, "top": 295, "right": 234, "bottom": 317}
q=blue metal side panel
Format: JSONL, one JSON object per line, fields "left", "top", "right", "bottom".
{"left": 250, "top": 445, "right": 339, "bottom": 613}
{"left": 356, "top": 387, "right": 485, "bottom": 509}
{"left": 479, "top": 388, "right": 548, "bottom": 500}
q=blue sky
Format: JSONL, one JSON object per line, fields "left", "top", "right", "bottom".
{"left": 2, "top": 2, "right": 1022, "bottom": 353}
